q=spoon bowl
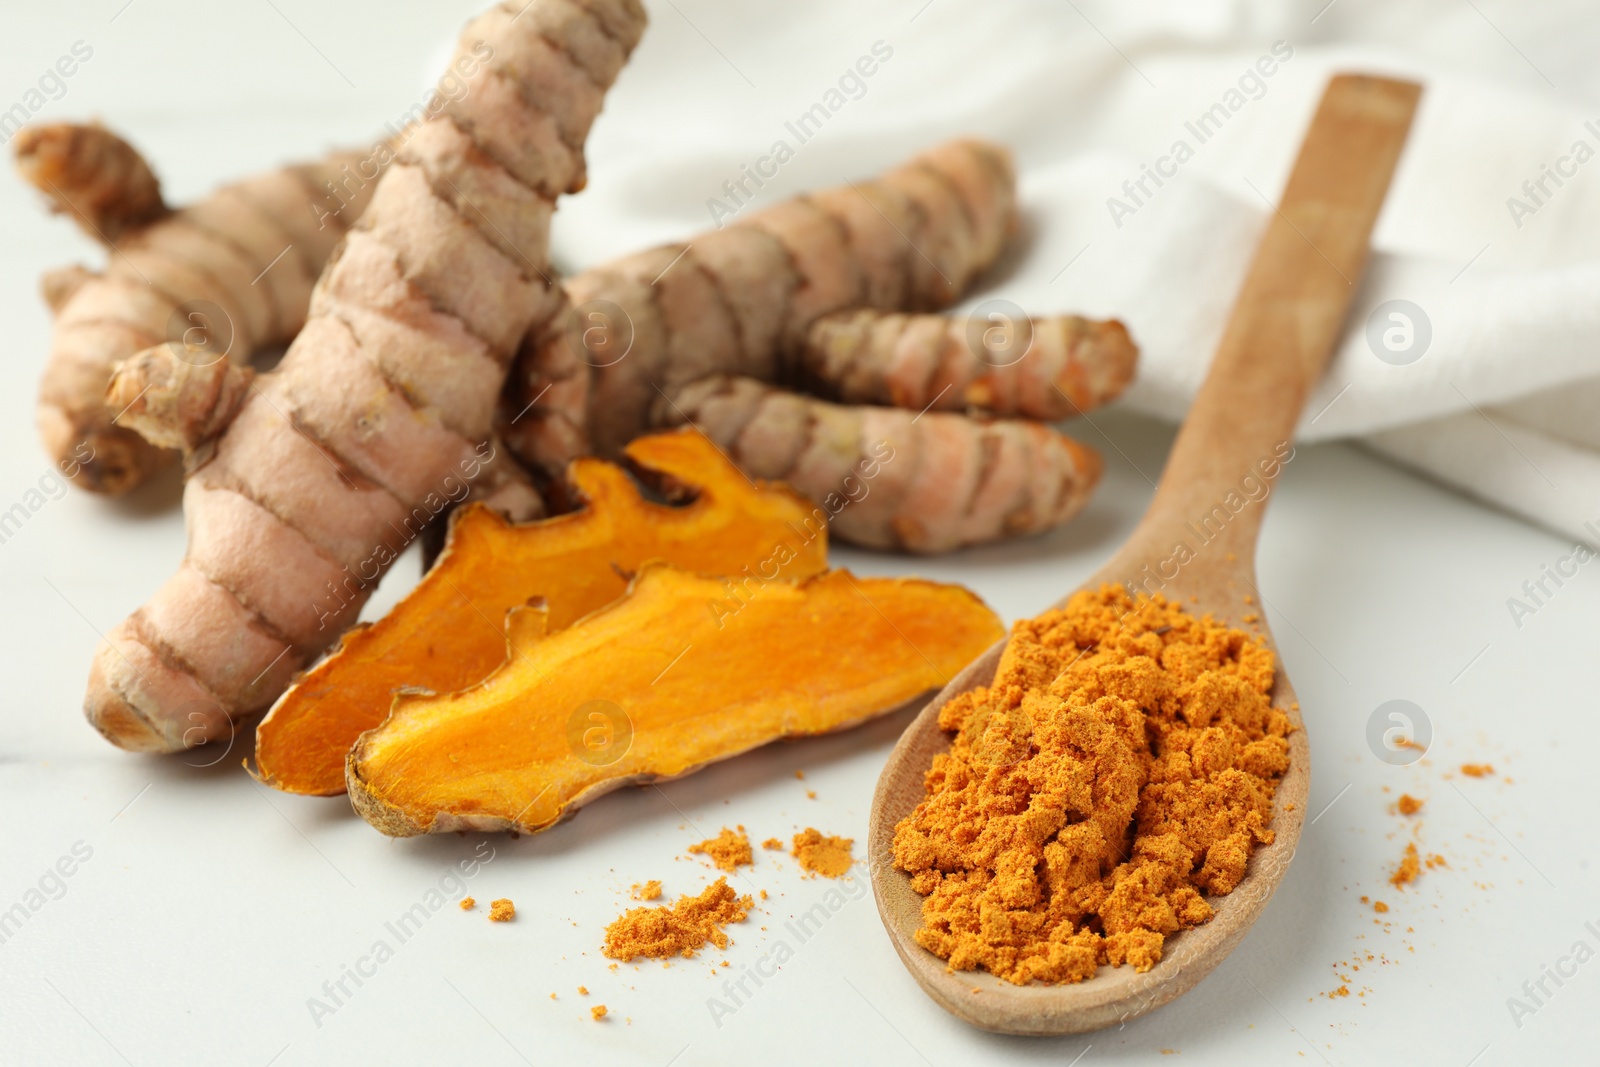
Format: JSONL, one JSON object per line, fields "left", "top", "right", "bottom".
{"left": 868, "top": 73, "right": 1421, "bottom": 1035}
{"left": 870, "top": 574, "right": 1309, "bottom": 1035}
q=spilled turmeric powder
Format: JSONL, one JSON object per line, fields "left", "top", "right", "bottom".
{"left": 791, "top": 828, "right": 854, "bottom": 878}
{"left": 603, "top": 878, "right": 752, "bottom": 961}
{"left": 688, "top": 827, "right": 752, "bottom": 871}
{"left": 893, "top": 584, "right": 1293, "bottom": 984}
{"left": 1390, "top": 843, "right": 1420, "bottom": 887}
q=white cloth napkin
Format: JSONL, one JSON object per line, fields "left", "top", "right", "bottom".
{"left": 548, "top": 0, "right": 1600, "bottom": 544}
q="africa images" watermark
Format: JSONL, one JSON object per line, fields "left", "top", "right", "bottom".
{"left": 1128, "top": 441, "right": 1295, "bottom": 598}
{"left": 1505, "top": 525, "right": 1600, "bottom": 629}
{"left": 1106, "top": 40, "right": 1294, "bottom": 229}
{"left": 706, "top": 874, "right": 868, "bottom": 1027}
{"left": 705, "top": 41, "right": 895, "bottom": 228}
{"left": 1506, "top": 918, "right": 1600, "bottom": 1029}
{"left": 306, "top": 842, "right": 496, "bottom": 1028}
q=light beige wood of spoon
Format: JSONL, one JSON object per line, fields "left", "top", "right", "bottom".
{"left": 868, "top": 73, "right": 1422, "bottom": 1036}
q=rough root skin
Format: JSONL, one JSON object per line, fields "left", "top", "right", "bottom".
{"left": 26, "top": 126, "right": 397, "bottom": 494}
{"left": 83, "top": 0, "right": 648, "bottom": 753}
{"left": 506, "top": 138, "right": 1019, "bottom": 479}
{"left": 800, "top": 309, "right": 1138, "bottom": 420}
{"left": 653, "top": 375, "right": 1103, "bottom": 553}
{"left": 108, "top": 343, "right": 256, "bottom": 454}
{"left": 14, "top": 122, "right": 167, "bottom": 242}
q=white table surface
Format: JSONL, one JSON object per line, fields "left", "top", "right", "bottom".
{"left": 2, "top": 3, "right": 1595, "bottom": 1065}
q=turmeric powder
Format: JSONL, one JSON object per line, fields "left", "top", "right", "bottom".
{"left": 688, "top": 827, "right": 752, "bottom": 872}
{"left": 1390, "top": 843, "right": 1420, "bottom": 887}
{"left": 791, "top": 829, "right": 854, "bottom": 878}
{"left": 893, "top": 584, "right": 1293, "bottom": 984}
{"left": 602, "top": 878, "right": 752, "bottom": 961}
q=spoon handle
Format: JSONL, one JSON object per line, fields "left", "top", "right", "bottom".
{"left": 1128, "top": 75, "right": 1420, "bottom": 569}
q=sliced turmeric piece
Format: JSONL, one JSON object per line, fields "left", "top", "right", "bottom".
{"left": 256, "top": 430, "right": 827, "bottom": 796}
{"left": 348, "top": 566, "right": 1003, "bottom": 836}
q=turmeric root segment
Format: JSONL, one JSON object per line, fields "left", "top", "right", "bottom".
{"left": 347, "top": 566, "right": 1003, "bottom": 836}
{"left": 257, "top": 430, "right": 828, "bottom": 797}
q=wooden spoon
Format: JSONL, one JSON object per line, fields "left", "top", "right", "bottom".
{"left": 868, "top": 73, "right": 1421, "bottom": 1036}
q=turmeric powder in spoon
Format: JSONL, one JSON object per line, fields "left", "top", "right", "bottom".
{"left": 891, "top": 584, "right": 1293, "bottom": 984}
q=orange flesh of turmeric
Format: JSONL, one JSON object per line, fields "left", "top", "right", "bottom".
{"left": 256, "top": 431, "right": 828, "bottom": 795}
{"left": 347, "top": 565, "right": 1004, "bottom": 836}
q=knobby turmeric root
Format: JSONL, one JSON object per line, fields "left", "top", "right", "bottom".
{"left": 83, "top": 0, "right": 648, "bottom": 753}
{"left": 507, "top": 138, "right": 1021, "bottom": 477}
{"left": 14, "top": 121, "right": 166, "bottom": 241}
{"left": 16, "top": 122, "right": 394, "bottom": 494}
{"left": 257, "top": 430, "right": 826, "bottom": 796}
{"left": 506, "top": 138, "right": 1133, "bottom": 552}
{"left": 800, "top": 308, "right": 1136, "bottom": 421}
{"left": 347, "top": 565, "right": 1004, "bottom": 836}
{"left": 654, "top": 376, "right": 1103, "bottom": 553}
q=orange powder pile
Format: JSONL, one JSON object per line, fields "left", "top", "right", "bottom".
{"left": 591, "top": 1005, "right": 608, "bottom": 1021}
{"left": 1397, "top": 794, "right": 1424, "bottom": 815}
{"left": 761, "top": 837, "right": 783, "bottom": 850}
{"left": 459, "top": 896, "right": 476, "bottom": 911}
{"left": 688, "top": 827, "right": 753, "bottom": 871}
{"left": 1460, "top": 763, "right": 1494, "bottom": 778}
{"left": 893, "top": 585, "right": 1293, "bottom": 984}
{"left": 603, "top": 878, "right": 753, "bottom": 961}
{"left": 1390, "top": 843, "right": 1420, "bottom": 887}
{"left": 488, "top": 898, "right": 515, "bottom": 922}
{"left": 792, "top": 828, "right": 854, "bottom": 878}
{"left": 631, "top": 880, "right": 662, "bottom": 901}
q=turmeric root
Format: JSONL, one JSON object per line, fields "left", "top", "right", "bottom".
{"left": 505, "top": 139, "right": 1132, "bottom": 552}
{"left": 653, "top": 376, "right": 1103, "bottom": 553}
{"left": 17, "top": 122, "right": 394, "bottom": 494}
{"left": 256, "top": 430, "right": 826, "bottom": 796}
{"left": 14, "top": 122, "right": 166, "bottom": 242}
{"left": 506, "top": 138, "right": 1021, "bottom": 477}
{"left": 104, "top": 342, "right": 256, "bottom": 455}
{"left": 800, "top": 308, "right": 1136, "bottom": 420}
{"left": 83, "top": 0, "right": 648, "bottom": 753}
{"left": 347, "top": 565, "right": 1004, "bottom": 836}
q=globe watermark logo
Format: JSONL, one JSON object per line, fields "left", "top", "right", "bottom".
{"left": 1365, "top": 299, "right": 1430, "bottom": 366}
{"left": 565, "top": 299, "right": 634, "bottom": 368}
{"left": 566, "top": 699, "right": 633, "bottom": 766}
{"left": 1365, "top": 699, "right": 1430, "bottom": 765}
{"left": 964, "top": 298, "right": 1033, "bottom": 368}
{"left": 166, "top": 299, "right": 235, "bottom": 367}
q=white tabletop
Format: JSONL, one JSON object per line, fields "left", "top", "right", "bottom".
{"left": 2, "top": 3, "right": 1595, "bottom": 1065}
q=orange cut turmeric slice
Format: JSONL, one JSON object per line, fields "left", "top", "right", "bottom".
{"left": 347, "top": 565, "right": 1004, "bottom": 836}
{"left": 256, "top": 431, "right": 828, "bottom": 796}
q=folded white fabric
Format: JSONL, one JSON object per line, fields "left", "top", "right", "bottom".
{"left": 556, "top": 0, "right": 1600, "bottom": 544}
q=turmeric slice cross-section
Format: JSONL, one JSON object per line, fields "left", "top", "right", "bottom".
{"left": 256, "top": 430, "right": 828, "bottom": 796}
{"left": 347, "top": 566, "right": 1003, "bottom": 836}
